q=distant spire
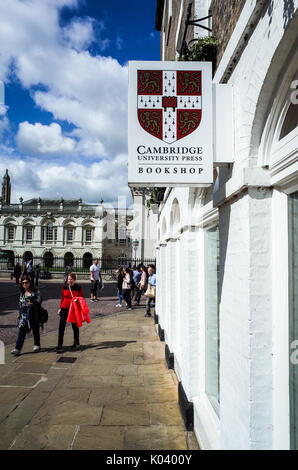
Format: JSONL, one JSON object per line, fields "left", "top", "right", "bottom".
{"left": 2, "top": 169, "right": 11, "bottom": 205}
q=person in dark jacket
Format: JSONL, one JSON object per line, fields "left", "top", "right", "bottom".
{"left": 116, "top": 266, "right": 124, "bottom": 307}
{"left": 13, "top": 263, "right": 22, "bottom": 286}
{"left": 35, "top": 264, "right": 41, "bottom": 287}
{"left": 10, "top": 275, "right": 42, "bottom": 356}
{"left": 56, "top": 273, "right": 84, "bottom": 353}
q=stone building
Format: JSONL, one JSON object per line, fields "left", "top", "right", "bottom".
{"left": 0, "top": 170, "right": 133, "bottom": 268}
{"left": 146, "top": 0, "right": 298, "bottom": 450}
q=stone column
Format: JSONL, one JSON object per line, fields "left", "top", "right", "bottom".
{"left": 166, "top": 238, "right": 178, "bottom": 354}
{"left": 178, "top": 227, "right": 201, "bottom": 399}
{"left": 219, "top": 187, "right": 273, "bottom": 450}
{"left": 157, "top": 243, "right": 167, "bottom": 330}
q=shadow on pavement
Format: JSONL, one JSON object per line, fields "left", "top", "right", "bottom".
{"left": 14, "top": 340, "right": 137, "bottom": 356}
{"left": 96, "top": 340, "right": 137, "bottom": 349}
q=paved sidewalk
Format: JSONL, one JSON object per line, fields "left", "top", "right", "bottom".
{"left": 0, "top": 280, "right": 119, "bottom": 345}
{"left": 0, "top": 308, "right": 199, "bottom": 450}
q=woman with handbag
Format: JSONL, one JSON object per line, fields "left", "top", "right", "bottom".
{"left": 10, "top": 275, "right": 42, "bottom": 356}
{"left": 144, "top": 266, "right": 156, "bottom": 317}
{"left": 122, "top": 267, "right": 132, "bottom": 310}
{"left": 136, "top": 265, "right": 148, "bottom": 305}
{"left": 56, "top": 273, "right": 84, "bottom": 353}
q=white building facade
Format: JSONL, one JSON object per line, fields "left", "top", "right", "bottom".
{"left": 153, "top": 0, "right": 298, "bottom": 450}
{"left": 0, "top": 171, "right": 133, "bottom": 268}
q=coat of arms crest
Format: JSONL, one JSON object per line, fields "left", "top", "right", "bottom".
{"left": 137, "top": 70, "right": 202, "bottom": 144}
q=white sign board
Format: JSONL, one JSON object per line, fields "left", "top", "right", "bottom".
{"left": 128, "top": 61, "right": 213, "bottom": 187}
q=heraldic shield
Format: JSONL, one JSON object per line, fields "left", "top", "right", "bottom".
{"left": 137, "top": 70, "right": 202, "bottom": 144}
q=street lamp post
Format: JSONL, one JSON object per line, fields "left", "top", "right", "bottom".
{"left": 132, "top": 239, "right": 139, "bottom": 266}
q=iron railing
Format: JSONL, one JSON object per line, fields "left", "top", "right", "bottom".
{"left": 0, "top": 254, "right": 156, "bottom": 274}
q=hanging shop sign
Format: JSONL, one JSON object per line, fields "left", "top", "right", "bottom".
{"left": 128, "top": 61, "right": 213, "bottom": 187}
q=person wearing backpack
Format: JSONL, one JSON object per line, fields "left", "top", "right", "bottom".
{"left": 10, "top": 275, "right": 43, "bottom": 356}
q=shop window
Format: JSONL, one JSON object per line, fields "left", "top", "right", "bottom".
{"left": 289, "top": 191, "right": 298, "bottom": 449}
{"left": 205, "top": 225, "right": 220, "bottom": 416}
{"left": 279, "top": 102, "right": 298, "bottom": 141}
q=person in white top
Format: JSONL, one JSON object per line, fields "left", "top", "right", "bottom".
{"left": 89, "top": 258, "right": 102, "bottom": 302}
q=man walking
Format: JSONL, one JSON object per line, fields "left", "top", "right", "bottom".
{"left": 132, "top": 265, "right": 141, "bottom": 303}
{"left": 90, "top": 258, "right": 102, "bottom": 302}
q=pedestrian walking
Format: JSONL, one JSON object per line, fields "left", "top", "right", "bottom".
{"left": 64, "top": 263, "right": 72, "bottom": 283}
{"left": 10, "top": 275, "right": 42, "bottom": 356}
{"left": 13, "top": 262, "right": 22, "bottom": 286}
{"left": 144, "top": 266, "right": 156, "bottom": 317}
{"left": 116, "top": 266, "right": 124, "bottom": 307}
{"left": 25, "top": 259, "right": 32, "bottom": 275}
{"left": 132, "top": 265, "right": 141, "bottom": 301}
{"left": 35, "top": 264, "right": 41, "bottom": 287}
{"left": 56, "top": 273, "right": 86, "bottom": 352}
{"left": 90, "top": 258, "right": 102, "bottom": 302}
{"left": 136, "top": 265, "right": 148, "bottom": 305}
{"left": 122, "top": 267, "right": 132, "bottom": 310}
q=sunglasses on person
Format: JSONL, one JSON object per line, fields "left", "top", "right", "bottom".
{"left": 22, "top": 281, "right": 29, "bottom": 284}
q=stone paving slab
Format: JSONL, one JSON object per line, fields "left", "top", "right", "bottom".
{"left": 73, "top": 425, "right": 125, "bottom": 450}
{"left": 101, "top": 403, "right": 149, "bottom": 426}
{"left": 0, "top": 307, "right": 200, "bottom": 450}
{"left": 125, "top": 425, "right": 188, "bottom": 451}
{"left": 10, "top": 424, "right": 77, "bottom": 450}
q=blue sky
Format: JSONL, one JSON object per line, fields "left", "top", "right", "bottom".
{"left": 0, "top": 0, "right": 160, "bottom": 204}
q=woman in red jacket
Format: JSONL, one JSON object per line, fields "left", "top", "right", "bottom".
{"left": 56, "top": 273, "right": 83, "bottom": 353}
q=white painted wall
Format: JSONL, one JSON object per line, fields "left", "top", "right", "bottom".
{"left": 154, "top": 0, "right": 298, "bottom": 451}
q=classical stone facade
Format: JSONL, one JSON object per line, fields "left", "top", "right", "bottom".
{"left": 152, "top": 0, "right": 298, "bottom": 450}
{"left": 0, "top": 171, "right": 133, "bottom": 266}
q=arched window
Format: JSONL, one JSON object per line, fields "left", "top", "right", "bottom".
{"left": 42, "top": 222, "right": 57, "bottom": 242}
{"left": 279, "top": 102, "right": 297, "bottom": 141}
{"left": 23, "top": 251, "right": 33, "bottom": 262}
{"left": 83, "top": 252, "right": 93, "bottom": 269}
{"left": 44, "top": 252, "right": 53, "bottom": 268}
{"left": 64, "top": 252, "right": 74, "bottom": 267}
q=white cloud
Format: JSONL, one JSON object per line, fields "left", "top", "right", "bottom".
{"left": 0, "top": 105, "right": 9, "bottom": 137}
{"left": 17, "top": 122, "right": 76, "bottom": 156}
{"left": 63, "top": 16, "right": 95, "bottom": 51}
{"left": 0, "top": 0, "right": 128, "bottom": 159}
{"left": 0, "top": 151, "right": 131, "bottom": 206}
{"left": 116, "top": 35, "right": 123, "bottom": 50}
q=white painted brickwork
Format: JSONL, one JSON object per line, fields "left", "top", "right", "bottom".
{"left": 152, "top": 0, "right": 298, "bottom": 451}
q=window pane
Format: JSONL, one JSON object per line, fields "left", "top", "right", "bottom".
{"left": 46, "top": 224, "right": 53, "bottom": 241}
{"left": 26, "top": 228, "right": 32, "bottom": 240}
{"left": 67, "top": 229, "right": 73, "bottom": 241}
{"left": 8, "top": 227, "right": 14, "bottom": 240}
{"left": 86, "top": 229, "right": 92, "bottom": 242}
{"left": 205, "top": 225, "right": 220, "bottom": 415}
{"left": 289, "top": 191, "right": 298, "bottom": 449}
{"left": 280, "top": 103, "right": 298, "bottom": 140}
